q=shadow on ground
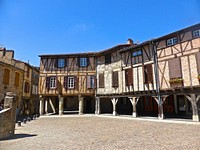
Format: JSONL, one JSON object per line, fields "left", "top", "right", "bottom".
{"left": 1, "top": 134, "right": 37, "bottom": 141}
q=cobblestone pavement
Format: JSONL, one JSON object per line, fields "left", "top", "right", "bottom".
{"left": 0, "top": 115, "right": 200, "bottom": 150}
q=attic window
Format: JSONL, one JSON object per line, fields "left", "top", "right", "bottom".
{"left": 193, "top": 29, "right": 200, "bottom": 38}
{"left": 167, "top": 37, "right": 178, "bottom": 46}
{"left": 105, "top": 54, "right": 111, "bottom": 64}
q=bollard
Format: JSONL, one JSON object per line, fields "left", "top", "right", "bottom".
{"left": 23, "top": 118, "right": 27, "bottom": 124}
{"left": 27, "top": 117, "right": 31, "bottom": 122}
{"left": 17, "top": 121, "right": 21, "bottom": 127}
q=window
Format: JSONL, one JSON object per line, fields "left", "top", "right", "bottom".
{"left": 58, "top": 58, "right": 65, "bottom": 68}
{"left": 112, "top": 71, "right": 119, "bottom": 87}
{"left": 168, "top": 58, "right": 182, "bottom": 79}
{"left": 3, "top": 69, "right": 10, "bottom": 85}
{"left": 68, "top": 77, "right": 74, "bottom": 89}
{"left": 99, "top": 73, "right": 104, "bottom": 88}
{"left": 144, "top": 64, "right": 153, "bottom": 83}
{"left": 167, "top": 37, "right": 178, "bottom": 46}
{"left": 193, "top": 29, "right": 200, "bottom": 38}
{"left": 80, "top": 58, "right": 87, "bottom": 67}
{"left": 64, "top": 76, "right": 78, "bottom": 90}
{"left": 24, "top": 82, "right": 30, "bottom": 93}
{"left": 46, "top": 76, "right": 57, "bottom": 89}
{"left": 14, "top": 72, "right": 20, "bottom": 86}
{"left": 87, "top": 76, "right": 96, "bottom": 89}
{"left": 125, "top": 68, "right": 133, "bottom": 86}
{"left": 27, "top": 67, "right": 30, "bottom": 77}
{"left": 105, "top": 54, "right": 111, "bottom": 64}
{"left": 132, "top": 50, "right": 142, "bottom": 57}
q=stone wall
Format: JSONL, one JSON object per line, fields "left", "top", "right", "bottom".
{"left": 0, "top": 92, "right": 16, "bottom": 140}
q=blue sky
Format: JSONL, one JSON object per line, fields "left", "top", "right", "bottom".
{"left": 0, "top": 0, "right": 200, "bottom": 66}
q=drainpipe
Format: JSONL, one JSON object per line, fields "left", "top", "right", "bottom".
{"left": 152, "top": 41, "right": 163, "bottom": 119}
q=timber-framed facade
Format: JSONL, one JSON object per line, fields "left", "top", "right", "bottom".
{"left": 39, "top": 23, "right": 200, "bottom": 121}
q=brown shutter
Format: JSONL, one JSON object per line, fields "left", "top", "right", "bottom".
{"left": 64, "top": 76, "right": 68, "bottom": 89}
{"left": 77, "top": 57, "right": 80, "bottom": 67}
{"left": 168, "top": 58, "right": 182, "bottom": 79}
{"left": 112, "top": 71, "right": 119, "bottom": 87}
{"left": 87, "top": 57, "right": 90, "bottom": 66}
{"left": 87, "top": 76, "right": 91, "bottom": 88}
{"left": 146, "top": 64, "right": 153, "bottom": 83}
{"left": 65, "top": 58, "right": 68, "bottom": 67}
{"left": 74, "top": 76, "right": 79, "bottom": 90}
{"left": 196, "top": 53, "right": 200, "bottom": 74}
{"left": 55, "top": 58, "right": 58, "bottom": 68}
{"left": 127, "top": 68, "right": 133, "bottom": 85}
{"left": 99, "top": 74, "right": 104, "bottom": 88}
{"left": 94, "top": 76, "right": 96, "bottom": 89}
{"left": 46, "top": 77, "right": 50, "bottom": 90}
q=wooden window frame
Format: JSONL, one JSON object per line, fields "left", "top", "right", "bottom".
{"left": 193, "top": 29, "right": 200, "bottom": 38}
{"left": 57, "top": 58, "right": 65, "bottom": 68}
{"left": 105, "top": 53, "right": 111, "bottom": 65}
{"left": 87, "top": 75, "right": 96, "bottom": 89}
{"left": 68, "top": 76, "right": 74, "bottom": 89}
{"left": 49, "top": 76, "right": 57, "bottom": 89}
{"left": 166, "top": 37, "right": 178, "bottom": 46}
{"left": 79, "top": 57, "right": 87, "bottom": 67}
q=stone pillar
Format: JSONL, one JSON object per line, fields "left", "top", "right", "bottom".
{"left": 173, "top": 95, "right": 178, "bottom": 114}
{"left": 4, "top": 92, "right": 16, "bottom": 138}
{"left": 129, "top": 97, "right": 139, "bottom": 117}
{"left": 45, "top": 99, "right": 48, "bottom": 114}
{"left": 95, "top": 97, "right": 100, "bottom": 115}
{"left": 79, "top": 96, "right": 84, "bottom": 115}
{"left": 39, "top": 96, "right": 44, "bottom": 115}
{"left": 111, "top": 98, "right": 118, "bottom": 116}
{"left": 59, "top": 95, "right": 63, "bottom": 115}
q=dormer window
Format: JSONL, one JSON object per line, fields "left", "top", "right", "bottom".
{"left": 132, "top": 50, "right": 142, "bottom": 57}
{"left": 105, "top": 54, "right": 111, "bottom": 64}
{"left": 167, "top": 37, "right": 178, "bottom": 46}
{"left": 79, "top": 58, "right": 87, "bottom": 67}
{"left": 193, "top": 29, "right": 200, "bottom": 38}
{"left": 58, "top": 58, "right": 65, "bottom": 68}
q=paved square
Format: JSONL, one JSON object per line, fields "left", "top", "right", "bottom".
{"left": 0, "top": 116, "right": 200, "bottom": 150}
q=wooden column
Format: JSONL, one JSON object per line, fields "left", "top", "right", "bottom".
{"left": 154, "top": 96, "right": 167, "bottom": 120}
{"left": 49, "top": 97, "right": 56, "bottom": 113}
{"left": 173, "top": 95, "right": 178, "bottom": 114}
{"left": 111, "top": 98, "right": 118, "bottom": 116}
{"left": 129, "top": 97, "right": 139, "bottom": 117}
{"left": 45, "top": 99, "right": 48, "bottom": 114}
{"left": 185, "top": 94, "right": 200, "bottom": 122}
{"left": 79, "top": 95, "right": 84, "bottom": 115}
{"left": 39, "top": 97, "right": 44, "bottom": 115}
{"left": 59, "top": 95, "right": 63, "bottom": 115}
{"left": 95, "top": 97, "right": 100, "bottom": 115}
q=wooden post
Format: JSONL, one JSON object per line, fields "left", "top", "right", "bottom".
{"left": 129, "top": 97, "right": 139, "bottom": 117}
{"left": 185, "top": 94, "right": 200, "bottom": 122}
{"left": 45, "top": 99, "right": 48, "bottom": 114}
{"left": 95, "top": 97, "right": 100, "bottom": 115}
{"left": 111, "top": 98, "right": 118, "bottom": 116}
{"left": 173, "top": 95, "right": 178, "bottom": 114}
{"left": 39, "top": 96, "right": 44, "bottom": 115}
{"left": 154, "top": 96, "right": 167, "bottom": 120}
{"left": 79, "top": 95, "right": 84, "bottom": 115}
{"left": 59, "top": 95, "right": 63, "bottom": 115}
{"left": 49, "top": 98, "right": 56, "bottom": 113}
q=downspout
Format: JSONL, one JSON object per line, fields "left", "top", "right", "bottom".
{"left": 152, "top": 41, "right": 162, "bottom": 119}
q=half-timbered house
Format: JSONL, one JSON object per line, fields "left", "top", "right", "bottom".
{"left": 39, "top": 52, "right": 96, "bottom": 115}
{"left": 96, "top": 40, "right": 134, "bottom": 115}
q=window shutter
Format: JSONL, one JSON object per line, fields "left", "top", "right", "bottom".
{"left": 99, "top": 74, "right": 104, "bottom": 88}
{"left": 87, "top": 76, "right": 91, "bottom": 88}
{"left": 125, "top": 68, "right": 133, "bottom": 86}
{"left": 46, "top": 77, "right": 50, "bottom": 90}
{"left": 55, "top": 58, "right": 58, "bottom": 68}
{"left": 94, "top": 76, "right": 96, "bottom": 89}
{"left": 55, "top": 76, "right": 57, "bottom": 89}
{"left": 77, "top": 57, "right": 80, "bottom": 67}
{"left": 64, "top": 76, "right": 68, "bottom": 89}
{"left": 74, "top": 76, "right": 79, "bottom": 90}
{"left": 112, "top": 71, "right": 119, "bottom": 87}
{"left": 65, "top": 58, "right": 68, "bottom": 67}
{"left": 196, "top": 53, "right": 200, "bottom": 74}
{"left": 146, "top": 64, "right": 153, "bottom": 83}
{"left": 168, "top": 58, "right": 182, "bottom": 79}
{"left": 87, "top": 57, "right": 90, "bottom": 66}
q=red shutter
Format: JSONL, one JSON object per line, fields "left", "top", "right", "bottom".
{"left": 146, "top": 64, "right": 153, "bottom": 83}
{"left": 87, "top": 76, "right": 91, "bottom": 88}
{"left": 196, "top": 53, "right": 200, "bottom": 74}
{"left": 74, "top": 76, "right": 79, "bottom": 90}
{"left": 168, "top": 58, "right": 182, "bottom": 79}
{"left": 64, "top": 76, "right": 68, "bottom": 89}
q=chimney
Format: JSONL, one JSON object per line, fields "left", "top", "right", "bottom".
{"left": 127, "top": 39, "right": 133, "bottom": 44}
